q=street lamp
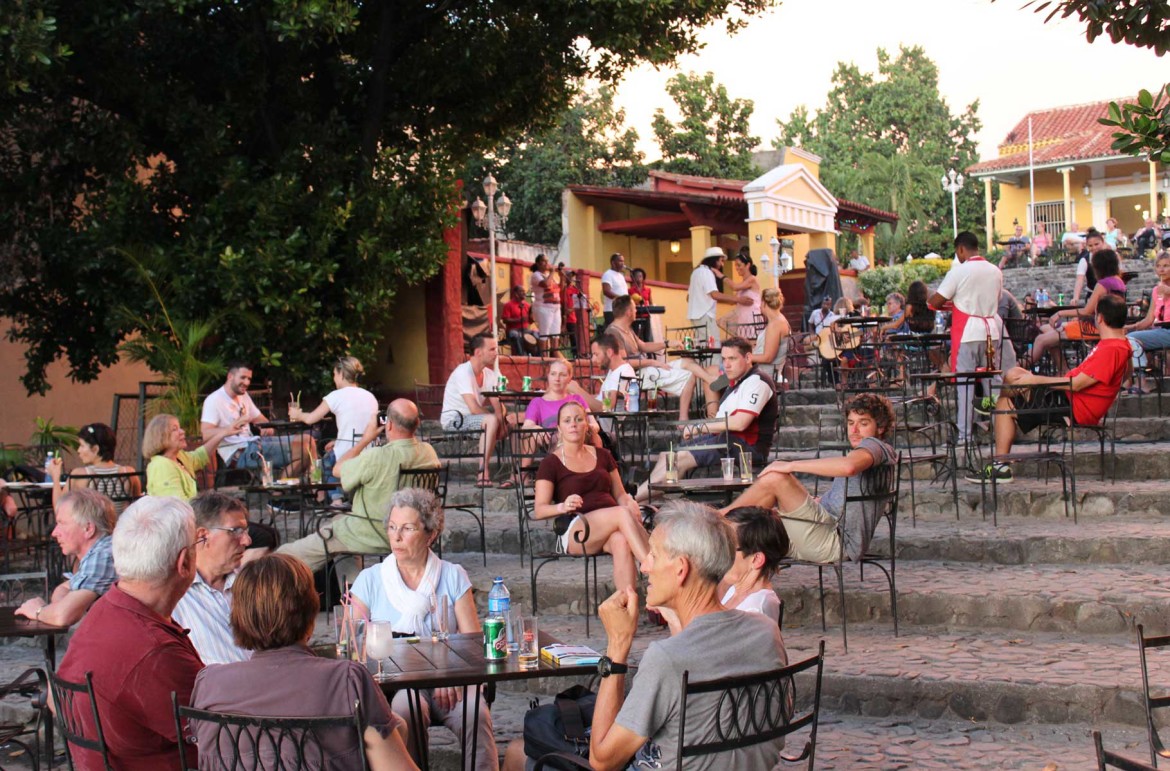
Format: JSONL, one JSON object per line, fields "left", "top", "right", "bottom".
{"left": 470, "top": 174, "right": 512, "bottom": 330}
{"left": 941, "top": 168, "right": 964, "bottom": 239}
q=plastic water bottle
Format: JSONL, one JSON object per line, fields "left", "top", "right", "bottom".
{"left": 488, "top": 577, "right": 515, "bottom": 651}
{"left": 43, "top": 451, "right": 54, "bottom": 479}
{"left": 934, "top": 311, "right": 945, "bottom": 334}
{"left": 627, "top": 380, "right": 640, "bottom": 412}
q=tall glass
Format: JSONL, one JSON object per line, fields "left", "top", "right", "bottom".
{"left": 664, "top": 451, "right": 678, "bottom": 483}
{"left": 518, "top": 616, "right": 539, "bottom": 668}
{"left": 431, "top": 595, "right": 450, "bottom": 642}
{"left": 365, "top": 621, "right": 395, "bottom": 682}
{"left": 720, "top": 457, "right": 735, "bottom": 481}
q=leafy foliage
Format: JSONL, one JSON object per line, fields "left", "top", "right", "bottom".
{"left": 775, "top": 46, "right": 982, "bottom": 260}
{"left": 859, "top": 262, "right": 947, "bottom": 302}
{"left": 1019, "top": 0, "right": 1170, "bottom": 54}
{"left": 0, "top": 0, "right": 775, "bottom": 395}
{"left": 652, "top": 72, "right": 760, "bottom": 179}
{"left": 30, "top": 416, "right": 79, "bottom": 453}
{"left": 466, "top": 86, "right": 646, "bottom": 246}
{"left": 1099, "top": 86, "right": 1170, "bottom": 163}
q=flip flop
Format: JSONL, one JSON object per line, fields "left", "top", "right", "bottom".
{"left": 496, "top": 479, "right": 516, "bottom": 490}
{"left": 474, "top": 478, "right": 494, "bottom": 489}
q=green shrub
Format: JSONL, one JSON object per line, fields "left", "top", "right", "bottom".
{"left": 858, "top": 261, "right": 948, "bottom": 300}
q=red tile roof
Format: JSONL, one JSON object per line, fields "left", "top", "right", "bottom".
{"left": 967, "top": 97, "right": 1135, "bottom": 175}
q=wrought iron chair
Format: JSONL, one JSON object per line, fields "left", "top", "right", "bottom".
{"left": 534, "top": 641, "right": 825, "bottom": 771}
{"left": 1095, "top": 730, "right": 1159, "bottom": 771}
{"left": 1138, "top": 623, "right": 1170, "bottom": 768}
{"left": 0, "top": 667, "right": 48, "bottom": 771}
{"left": 48, "top": 669, "right": 113, "bottom": 771}
{"left": 64, "top": 471, "right": 144, "bottom": 512}
{"left": 1041, "top": 389, "right": 1121, "bottom": 483}
{"left": 173, "top": 693, "right": 368, "bottom": 771}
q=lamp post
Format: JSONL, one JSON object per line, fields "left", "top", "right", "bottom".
{"left": 470, "top": 174, "right": 512, "bottom": 330}
{"left": 941, "top": 168, "right": 964, "bottom": 239}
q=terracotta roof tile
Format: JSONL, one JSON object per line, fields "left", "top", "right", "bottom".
{"left": 967, "top": 97, "right": 1136, "bottom": 174}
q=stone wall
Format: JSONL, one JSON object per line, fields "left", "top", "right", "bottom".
{"left": 999, "top": 257, "right": 1158, "bottom": 303}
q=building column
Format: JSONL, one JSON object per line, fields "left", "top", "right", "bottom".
{"left": 1057, "top": 166, "right": 1073, "bottom": 231}
{"left": 1151, "top": 160, "right": 1160, "bottom": 222}
{"left": 859, "top": 232, "right": 876, "bottom": 265}
{"left": 983, "top": 177, "right": 994, "bottom": 252}
{"left": 689, "top": 225, "right": 712, "bottom": 266}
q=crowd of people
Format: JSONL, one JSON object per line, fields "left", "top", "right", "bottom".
{"left": 15, "top": 227, "right": 1163, "bottom": 770}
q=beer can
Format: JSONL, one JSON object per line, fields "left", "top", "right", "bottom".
{"left": 498, "top": 375, "right": 508, "bottom": 392}
{"left": 483, "top": 617, "right": 507, "bottom": 660}
{"left": 684, "top": 335, "right": 693, "bottom": 350}
{"left": 522, "top": 375, "right": 533, "bottom": 392}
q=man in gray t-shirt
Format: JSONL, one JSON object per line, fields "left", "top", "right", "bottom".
{"left": 586, "top": 503, "right": 788, "bottom": 771}
{"left": 720, "top": 393, "right": 898, "bottom": 563}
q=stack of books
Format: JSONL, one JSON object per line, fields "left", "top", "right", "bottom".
{"left": 539, "top": 643, "right": 602, "bottom": 666}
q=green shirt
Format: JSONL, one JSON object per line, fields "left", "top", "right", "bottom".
{"left": 334, "top": 438, "right": 440, "bottom": 551}
{"left": 146, "top": 447, "right": 209, "bottom": 500}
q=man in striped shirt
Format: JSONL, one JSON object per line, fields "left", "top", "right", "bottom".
{"left": 172, "top": 491, "right": 252, "bottom": 664}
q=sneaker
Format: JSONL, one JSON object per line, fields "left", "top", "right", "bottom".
{"left": 973, "top": 396, "right": 997, "bottom": 416}
{"left": 965, "top": 464, "right": 1013, "bottom": 484}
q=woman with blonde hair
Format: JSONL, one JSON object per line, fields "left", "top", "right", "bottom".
{"left": 754, "top": 287, "right": 791, "bottom": 378}
{"left": 718, "top": 251, "right": 762, "bottom": 337}
{"left": 143, "top": 413, "right": 248, "bottom": 499}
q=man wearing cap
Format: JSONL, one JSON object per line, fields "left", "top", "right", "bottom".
{"left": 687, "top": 247, "right": 752, "bottom": 343}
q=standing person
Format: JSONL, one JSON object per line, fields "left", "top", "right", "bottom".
{"left": 56, "top": 496, "right": 203, "bottom": 770}
{"left": 718, "top": 251, "right": 762, "bottom": 337}
{"left": 289, "top": 356, "right": 379, "bottom": 502}
{"left": 530, "top": 254, "right": 562, "bottom": 343}
{"left": 1125, "top": 252, "right": 1170, "bottom": 392}
{"left": 440, "top": 334, "right": 509, "bottom": 487}
{"left": 687, "top": 247, "right": 752, "bottom": 344}
{"left": 46, "top": 423, "right": 140, "bottom": 512}
{"left": 928, "top": 231, "right": 1017, "bottom": 443}
{"left": 628, "top": 267, "right": 653, "bottom": 342}
{"left": 501, "top": 286, "right": 536, "bottom": 355}
{"left": 601, "top": 252, "right": 629, "bottom": 327}
{"left": 143, "top": 413, "right": 250, "bottom": 500}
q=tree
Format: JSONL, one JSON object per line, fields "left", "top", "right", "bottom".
{"left": 0, "top": 0, "right": 775, "bottom": 395}
{"left": 652, "top": 72, "right": 760, "bottom": 179}
{"left": 467, "top": 86, "right": 646, "bottom": 246}
{"left": 776, "top": 46, "right": 982, "bottom": 258}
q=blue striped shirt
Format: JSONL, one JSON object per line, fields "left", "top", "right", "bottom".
{"left": 172, "top": 571, "right": 251, "bottom": 665}
{"left": 67, "top": 535, "right": 116, "bottom": 596}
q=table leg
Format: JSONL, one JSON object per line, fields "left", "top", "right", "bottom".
{"left": 466, "top": 684, "right": 482, "bottom": 771}
{"left": 404, "top": 689, "right": 430, "bottom": 771}
{"left": 43, "top": 642, "right": 55, "bottom": 767}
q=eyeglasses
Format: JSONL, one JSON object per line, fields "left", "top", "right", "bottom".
{"left": 386, "top": 523, "right": 423, "bottom": 536}
{"left": 208, "top": 525, "right": 249, "bottom": 538}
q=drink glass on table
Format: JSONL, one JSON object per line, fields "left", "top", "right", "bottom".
{"left": 506, "top": 601, "right": 523, "bottom": 652}
{"left": 365, "top": 621, "right": 395, "bottom": 682}
{"left": 720, "top": 457, "right": 735, "bottom": 481}
{"left": 739, "top": 457, "right": 753, "bottom": 483}
{"left": 431, "top": 594, "right": 450, "bottom": 642}
{"left": 518, "top": 615, "right": 539, "bottom": 668}
{"left": 664, "top": 451, "right": 678, "bottom": 483}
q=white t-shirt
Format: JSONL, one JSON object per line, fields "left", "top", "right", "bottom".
{"left": 687, "top": 265, "right": 718, "bottom": 320}
{"left": 324, "top": 386, "right": 379, "bottom": 455}
{"left": 600, "top": 269, "right": 629, "bottom": 312}
{"left": 935, "top": 257, "right": 1004, "bottom": 343}
{"left": 715, "top": 372, "right": 772, "bottom": 420}
{"left": 201, "top": 386, "right": 262, "bottom": 462}
{"left": 721, "top": 586, "right": 782, "bottom": 624}
{"left": 809, "top": 308, "right": 836, "bottom": 334}
{"left": 440, "top": 361, "right": 499, "bottom": 419}
{"left": 848, "top": 255, "right": 871, "bottom": 272}
{"left": 600, "top": 362, "right": 637, "bottom": 397}
{"left": 530, "top": 271, "right": 557, "bottom": 305}
{"left": 1077, "top": 255, "right": 1090, "bottom": 277}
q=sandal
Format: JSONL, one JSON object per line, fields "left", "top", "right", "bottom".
{"left": 474, "top": 478, "right": 494, "bottom": 488}
{"left": 496, "top": 479, "right": 516, "bottom": 490}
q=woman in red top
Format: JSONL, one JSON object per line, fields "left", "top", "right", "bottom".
{"left": 533, "top": 402, "right": 649, "bottom": 593}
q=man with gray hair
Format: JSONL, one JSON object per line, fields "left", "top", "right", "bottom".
{"left": 15, "top": 488, "right": 117, "bottom": 627}
{"left": 57, "top": 496, "right": 202, "bottom": 770}
{"left": 588, "top": 501, "right": 788, "bottom": 771}
{"left": 278, "top": 398, "right": 439, "bottom": 582}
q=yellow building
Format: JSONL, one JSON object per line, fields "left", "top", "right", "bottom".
{"left": 968, "top": 98, "right": 1166, "bottom": 247}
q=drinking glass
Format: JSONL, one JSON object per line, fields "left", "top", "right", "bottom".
{"left": 518, "top": 615, "right": 539, "bottom": 668}
{"left": 431, "top": 594, "right": 450, "bottom": 642}
{"left": 506, "top": 602, "right": 523, "bottom": 652}
{"left": 365, "top": 621, "right": 395, "bottom": 682}
{"left": 332, "top": 605, "right": 349, "bottom": 659}
{"left": 664, "top": 451, "right": 678, "bottom": 483}
{"left": 720, "top": 457, "right": 735, "bottom": 481}
{"left": 739, "top": 457, "right": 753, "bottom": 483}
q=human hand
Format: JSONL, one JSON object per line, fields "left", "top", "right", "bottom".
{"left": 598, "top": 587, "right": 639, "bottom": 650}
{"left": 738, "top": 296, "right": 753, "bottom": 306}
{"left": 433, "top": 686, "right": 462, "bottom": 712}
{"left": 563, "top": 494, "right": 583, "bottom": 513}
{"left": 14, "top": 598, "right": 45, "bottom": 620}
{"left": 288, "top": 405, "right": 302, "bottom": 421}
{"left": 324, "top": 440, "right": 336, "bottom": 453}
{"left": 260, "top": 427, "right": 275, "bottom": 437}
{"left": 231, "top": 417, "right": 251, "bottom": 433}
{"left": 47, "top": 457, "right": 63, "bottom": 483}
{"left": 1004, "top": 366, "right": 1031, "bottom": 384}
{"left": 763, "top": 460, "right": 793, "bottom": 476}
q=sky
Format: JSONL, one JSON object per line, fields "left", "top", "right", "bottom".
{"left": 609, "top": 0, "right": 1167, "bottom": 165}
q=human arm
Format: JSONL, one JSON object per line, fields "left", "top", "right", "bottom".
{"left": 588, "top": 587, "right": 647, "bottom": 771}
{"left": 460, "top": 393, "right": 492, "bottom": 416}
{"left": 533, "top": 478, "right": 582, "bottom": 521}
{"left": 602, "top": 278, "right": 619, "bottom": 299}
{"left": 453, "top": 589, "right": 480, "bottom": 634}
{"left": 567, "top": 379, "right": 605, "bottom": 412}
{"left": 709, "top": 289, "right": 753, "bottom": 306}
{"left": 288, "top": 400, "right": 331, "bottom": 426}
{"left": 47, "top": 457, "right": 65, "bottom": 507}
{"left": 1072, "top": 274, "right": 1086, "bottom": 306}
{"left": 199, "top": 418, "right": 252, "bottom": 456}
{"left": 761, "top": 445, "right": 876, "bottom": 479}
{"left": 337, "top": 413, "right": 380, "bottom": 469}
{"left": 365, "top": 726, "right": 419, "bottom": 771}
{"left": 14, "top": 587, "right": 97, "bottom": 626}
{"left": 609, "top": 467, "right": 640, "bottom": 519}
{"left": 1126, "top": 295, "right": 1159, "bottom": 332}
{"left": 1003, "top": 366, "right": 1097, "bottom": 392}
{"left": 1052, "top": 285, "right": 1105, "bottom": 324}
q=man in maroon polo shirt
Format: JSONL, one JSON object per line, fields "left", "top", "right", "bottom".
{"left": 57, "top": 495, "right": 203, "bottom": 770}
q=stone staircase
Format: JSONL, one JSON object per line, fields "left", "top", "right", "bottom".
{"left": 426, "top": 387, "right": 1170, "bottom": 769}
{"left": 1000, "top": 254, "right": 1160, "bottom": 303}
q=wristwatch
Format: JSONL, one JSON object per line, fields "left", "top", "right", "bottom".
{"left": 597, "top": 656, "right": 628, "bottom": 678}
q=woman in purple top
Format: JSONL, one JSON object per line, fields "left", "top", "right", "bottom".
{"left": 521, "top": 359, "right": 601, "bottom": 449}
{"left": 189, "top": 554, "right": 416, "bottom": 771}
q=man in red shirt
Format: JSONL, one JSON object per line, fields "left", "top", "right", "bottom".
{"left": 970, "top": 294, "right": 1131, "bottom": 483}
{"left": 501, "top": 285, "right": 535, "bottom": 355}
{"left": 56, "top": 496, "right": 202, "bottom": 770}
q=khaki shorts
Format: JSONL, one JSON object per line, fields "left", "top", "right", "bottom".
{"left": 779, "top": 495, "right": 842, "bottom": 563}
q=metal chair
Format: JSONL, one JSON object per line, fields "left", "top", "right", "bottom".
{"left": 1138, "top": 623, "right": 1170, "bottom": 768}
{"left": 533, "top": 642, "right": 825, "bottom": 771}
{"left": 65, "top": 471, "right": 144, "bottom": 512}
{"left": 0, "top": 667, "right": 48, "bottom": 771}
{"left": 48, "top": 669, "right": 113, "bottom": 771}
{"left": 1095, "top": 730, "right": 1159, "bottom": 771}
{"left": 173, "top": 693, "right": 368, "bottom": 771}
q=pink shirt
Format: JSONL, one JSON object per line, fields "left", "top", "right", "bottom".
{"left": 525, "top": 394, "right": 589, "bottom": 428}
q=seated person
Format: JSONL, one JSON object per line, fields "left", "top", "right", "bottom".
{"left": 15, "top": 489, "right": 116, "bottom": 626}
{"left": 533, "top": 402, "right": 649, "bottom": 594}
{"left": 1125, "top": 251, "right": 1170, "bottom": 393}
{"left": 971, "top": 294, "right": 1131, "bottom": 484}
{"left": 604, "top": 295, "right": 699, "bottom": 420}
{"left": 202, "top": 362, "right": 310, "bottom": 478}
{"left": 143, "top": 412, "right": 250, "bottom": 500}
{"left": 191, "top": 553, "right": 415, "bottom": 771}
{"left": 878, "top": 292, "right": 907, "bottom": 336}
{"left": 501, "top": 285, "right": 536, "bottom": 355}
{"left": 717, "top": 393, "right": 898, "bottom": 564}
{"left": 753, "top": 288, "right": 791, "bottom": 380}
{"left": 1030, "top": 249, "right": 1126, "bottom": 371}
{"left": 522, "top": 359, "right": 591, "bottom": 430}
{"left": 568, "top": 334, "right": 635, "bottom": 416}
{"left": 636, "top": 338, "right": 776, "bottom": 503}
{"left": 278, "top": 400, "right": 438, "bottom": 587}
{"left": 46, "top": 423, "right": 140, "bottom": 513}
{"left": 440, "top": 333, "right": 510, "bottom": 487}
{"left": 349, "top": 489, "right": 496, "bottom": 771}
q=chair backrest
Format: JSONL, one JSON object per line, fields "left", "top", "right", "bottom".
{"left": 173, "top": 693, "right": 368, "bottom": 771}
{"left": 1138, "top": 623, "right": 1170, "bottom": 767}
{"left": 48, "top": 668, "right": 114, "bottom": 771}
{"left": 0, "top": 571, "right": 49, "bottom": 605}
{"left": 67, "top": 471, "right": 144, "bottom": 505}
{"left": 507, "top": 427, "right": 556, "bottom": 521}
{"left": 677, "top": 641, "right": 824, "bottom": 769}
{"left": 842, "top": 452, "right": 901, "bottom": 559}
{"left": 412, "top": 382, "right": 446, "bottom": 421}
{"left": 1094, "top": 730, "right": 1158, "bottom": 771}
{"left": 396, "top": 466, "right": 448, "bottom": 505}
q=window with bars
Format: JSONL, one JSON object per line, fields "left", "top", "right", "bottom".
{"left": 1029, "top": 201, "right": 1069, "bottom": 238}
